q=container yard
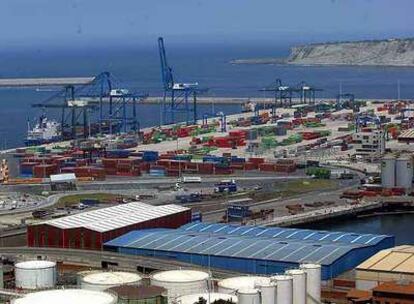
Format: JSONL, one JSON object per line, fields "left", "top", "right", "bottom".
{"left": 0, "top": 31, "right": 414, "bottom": 304}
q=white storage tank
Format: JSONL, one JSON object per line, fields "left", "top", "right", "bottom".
{"left": 80, "top": 271, "right": 142, "bottom": 291}
{"left": 271, "top": 275, "right": 293, "bottom": 304}
{"left": 77, "top": 270, "right": 101, "bottom": 286}
{"left": 381, "top": 155, "right": 396, "bottom": 188}
{"left": 300, "top": 263, "right": 321, "bottom": 304}
{"left": 150, "top": 270, "right": 210, "bottom": 300}
{"left": 396, "top": 156, "right": 413, "bottom": 191}
{"left": 237, "top": 288, "right": 260, "bottom": 304}
{"left": 177, "top": 293, "right": 238, "bottom": 304}
{"left": 15, "top": 260, "right": 56, "bottom": 290}
{"left": 257, "top": 282, "right": 276, "bottom": 304}
{"left": 11, "top": 289, "right": 117, "bottom": 304}
{"left": 285, "top": 269, "right": 306, "bottom": 304}
{"left": 218, "top": 276, "right": 271, "bottom": 294}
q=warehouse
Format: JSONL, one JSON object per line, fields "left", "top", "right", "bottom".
{"left": 104, "top": 223, "right": 394, "bottom": 280}
{"left": 355, "top": 245, "right": 414, "bottom": 290}
{"left": 27, "top": 202, "right": 191, "bottom": 250}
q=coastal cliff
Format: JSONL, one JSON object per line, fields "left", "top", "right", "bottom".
{"left": 231, "top": 38, "right": 414, "bottom": 66}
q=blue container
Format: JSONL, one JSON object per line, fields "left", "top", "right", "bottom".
{"left": 142, "top": 151, "right": 159, "bottom": 162}
{"left": 106, "top": 149, "right": 131, "bottom": 158}
{"left": 149, "top": 169, "right": 165, "bottom": 176}
{"left": 20, "top": 166, "right": 34, "bottom": 175}
{"left": 231, "top": 157, "right": 246, "bottom": 163}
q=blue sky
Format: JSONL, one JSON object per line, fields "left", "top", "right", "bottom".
{"left": 1, "top": 0, "right": 412, "bottom": 48}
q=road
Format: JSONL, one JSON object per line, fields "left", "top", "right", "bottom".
{"left": 0, "top": 247, "right": 239, "bottom": 278}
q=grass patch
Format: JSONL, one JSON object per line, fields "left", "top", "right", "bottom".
{"left": 56, "top": 193, "right": 126, "bottom": 208}
{"left": 251, "top": 179, "right": 338, "bottom": 201}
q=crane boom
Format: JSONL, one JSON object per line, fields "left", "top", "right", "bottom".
{"left": 158, "top": 37, "right": 174, "bottom": 90}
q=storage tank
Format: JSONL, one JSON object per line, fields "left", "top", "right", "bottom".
{"left": 108, "top": 285, "right": 167, "bottom": 304}
{"left": 271, "top": 275, "right": 293, "bottom": 304}
{"left": 396, "top": 156, "right": 413, "bottom": 190}
{"left": 381, "top": 155, "right": 396, "bottom": 188}
{"left": 177, "top": 293, "right": 238, "bottom": 304}
{"left": 77, "top": 270, "right": 102, "bottom": 286}
{"left": 300, "top": 263, "right": 321, "bottom": 304}
{"left": 218, "top": 276, "right": 271, "bottom": 293}
{"left": 80, "top": 271, "right": 142, "bottom": 291}
{"left": 15, "top": 260, "right": 56, "bottom": 289}
{"left": 285, "top": 269, "right": 306, "bottom": 304}
{"left": 236, "top": 288, "right": 260, "bottom": 304}
{"left": 11, "top": 289, "right": 117, "bottom": 304}
{"left": 150, "top": 270, "right": 209, "bottom": 300}
{"left": 256, "top": 282, "right": 276, "bottom": 304}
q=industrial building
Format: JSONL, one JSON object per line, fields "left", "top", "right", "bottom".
{"left": 27, "top": 202, "right": 191, "bottom": 250}
{"left": 381, "top": 154, "right": 413, "bottom": 191}
{"left": 355, "top": 245, "right": 414, "bottom": 290}
{"left": 104, "top": 223, "right": 394, "bottom": 280}
{"left": 352, "top": 130, "right": 385, "bottom": 157}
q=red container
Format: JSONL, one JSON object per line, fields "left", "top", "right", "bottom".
{"left": 259, "top": 163, "right": 276, "bottom": 172}
{"left": 214, "top": 167, "right": 234, "bottom": 175}
{"left": 243, "top": 162, "right": 257, "bottom": 170}
{"left": 33, "top": 164, "right": 58, "bottom": 178}
{"left": 248, "top": 157, "right": 265, "bottom": 165}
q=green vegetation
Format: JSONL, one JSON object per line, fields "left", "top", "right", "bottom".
{"left": 56, "top": 193, "right": 126, "bottom": 208}
{"left": 306, "top": 167, "right": 331, "bottom": 179}
{"left": 251, "top": 179, "right": 337, "bottom": 201}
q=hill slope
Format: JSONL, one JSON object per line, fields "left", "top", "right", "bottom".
{"left": 287, "top": 39, "right": 414, "bottom": 66}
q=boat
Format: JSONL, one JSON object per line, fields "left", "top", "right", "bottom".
{"left": 25, "top": 115, "right": 62, "bottom": 146}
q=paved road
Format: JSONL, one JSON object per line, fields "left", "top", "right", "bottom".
{"left": 0, "top": 247, "right": 239, "bottom": 278}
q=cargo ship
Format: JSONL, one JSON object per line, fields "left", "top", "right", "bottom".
{"left": 25, "top": 116, "right": 62, "bottom": 146}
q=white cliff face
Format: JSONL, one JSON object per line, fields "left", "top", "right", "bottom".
{"left": 287, "top": 38, "right": 414, "bottom": 66}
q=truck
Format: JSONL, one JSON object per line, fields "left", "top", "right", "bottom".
{"left": 180, "top": 176, "right": 202, "bottom": 183}
{"left": 214, "top": 179, "right": 237, "bottom": 193}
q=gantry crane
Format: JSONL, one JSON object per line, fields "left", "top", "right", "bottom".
{"left": 32, "top": 72, "right": 147, "bottom": 139}
{"left": 158, "top": 37, "right": 208, "bottom": 125}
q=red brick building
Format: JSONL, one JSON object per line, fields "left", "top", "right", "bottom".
{"left": 27, "top": 202, "right": 191, "bottom": 250}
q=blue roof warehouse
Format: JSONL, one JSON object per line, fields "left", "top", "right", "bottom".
{"left": 104, "top": 222, "right": 395, "bottom": 280}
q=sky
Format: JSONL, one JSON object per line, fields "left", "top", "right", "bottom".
{"left": 0, "top": 0, "right": 413, "bottom": 49}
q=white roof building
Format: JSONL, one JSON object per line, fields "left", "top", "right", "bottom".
{"left": 41, "top": 202, "right": 190, "bottom": 232}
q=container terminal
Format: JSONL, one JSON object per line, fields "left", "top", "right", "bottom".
{"left": 0, "top": 38, "right": 414, "bottom": 303}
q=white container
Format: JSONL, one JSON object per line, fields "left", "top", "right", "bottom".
{"left": 257, "top": 283, "right": 276, "bottom": 304}
{"left": 177, "top": 293, "right": 238, "bottom": 304}
{"left": 15, "top": 260, "right": 56, "bottom": 290}
{"left": 11, "top": 289, "right": 117, "bottom": 304}
{"left": 381, "top": 156, "right": 396, "bottom": 188}
{"left": 285, "top": 269, "right": 306, "bottom": 304}
{"left": 396, "top": 156, "right": 413, "bottom": 190}
{"left": 80, "top": 271, "right": 142, "bottom": 291}
{"left": 300, "top": 263, "right": 321, "bottom": 304}
{"left": 218, "top": 276, "right": 271, "bottom": 293}
{"left": 237, "top": 288, "right": 260, "bottom": 304}
{"left": 150, "top": 270, "right": 209, "bottom": 300}
{"left": 271, "top": 275, "right": 293, "bottom": 304}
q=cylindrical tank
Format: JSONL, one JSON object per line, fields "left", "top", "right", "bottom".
{"left": 218, "top": 276, "right": 271, "bottom": 294}
{"left": 300, "top": 263, "right": 321, "bottom": 304}
{"left": 11, "top": 289, "right": 117, "bottom": 304}
{"left": 77, "top": 270, "right": 102, "bottom": 286}
{"left": 177, "top": 293, "right": 238, "bottom": 304}
{"left": 396, "top": 156, "right": 413, "bottom": 190}
{"left": 108, "top": 285, "right": 167, "bottom": 304}
{"left": 285, "top": 269, "right": 306, "bottom": 304}
{"left": 237, "top": 288, "right": 260, "bottom": 304}
{"left": 257, "top": 283, "right": 276, "bottom": 304}
{"left": 15, "top": 260, "right": 56, "bottom": 290}
{"left": 271, "top": 275, "right": 293, "bottom": 304}
{"left": 381, "top": 155, "right": 396, "bottom": 188}
{"left": 80, "top": 271, "right": 142, "bottom": 291}
{"left": 150, "top": 270, "right": 209, "bottom": 300}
